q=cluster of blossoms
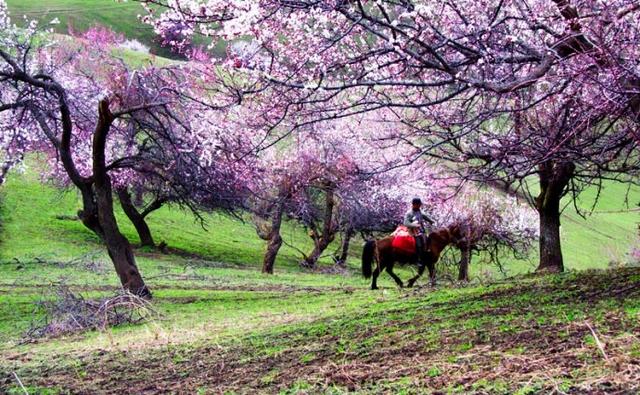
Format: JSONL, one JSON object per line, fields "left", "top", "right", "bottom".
{"left": 0, "top": 113, "right": 32, "bottom": 185}
{"left": 143, "top": 1, "right": 639, "bottom": 107}
{"left": 436, "top": 188, "right": 539, "bottom": 252}
{"left": 0, "top": 5, "right": 52, "bottom": 185}
{"left": 239, "top": 106, "right": 539, "bottom": 271}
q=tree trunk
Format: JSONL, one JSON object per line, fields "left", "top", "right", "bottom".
{"left": 458, "top": 245, "right": 471, "bottom": 282}
{"left": 30, "top": 83, "right": 150, "bottom": 296}
{"left": 303, "top": 238, "right": 331, "bottom": 268}
{"left": 302, "top": 186, "right": 337, "bottom": 268}
{"left": 535, "top": 160, "right": 575, "bottom": 273}
{"left": 93, "top": 100, "right": 150, "bottom": 297}
{"left": 117, "top": 188, "right": 155, "bottom": 247}
{"left": 95, "top": 181, "right": 150, "bottom": 296}
{"left": 335, "top": 227, "right": 355, "bottom": 266}
{"left": 77, "top": 183, "right": 103, "bottom": 237}
{"left": 538, "top": 206, "right": 564, "bottom": 272}
{"left": 262, "top": 200, "right": 285, "bottom": 274}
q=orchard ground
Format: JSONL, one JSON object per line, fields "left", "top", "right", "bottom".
{"left": 1, "top": 162, "right": 639, "bottom": 393}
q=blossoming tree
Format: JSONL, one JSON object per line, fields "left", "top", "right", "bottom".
{"left": 0, "top": 9, "right": 242, "bottom": 296}
{"left": 142, "top": 0, "right": 640, "bottom": 273}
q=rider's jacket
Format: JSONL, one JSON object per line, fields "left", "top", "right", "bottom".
{"left": 403, "top": 209, "right": 434, "bottom": 235}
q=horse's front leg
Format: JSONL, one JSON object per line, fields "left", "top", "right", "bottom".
{"left": 385, "top": 262, "right": 403, "bottom": 288}
{"left": 427, "top": 260, "right": 436, "bottom": 287}
{"left": 407, "top": 263, "right": 426, "bottom": 288}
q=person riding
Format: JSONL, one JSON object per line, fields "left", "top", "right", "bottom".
{"left": 403, "top": 197, "right": 435, "bottom": 259}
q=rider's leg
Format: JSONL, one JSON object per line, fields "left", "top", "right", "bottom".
{"left": 415, "top": 235, "right": 424, "bottom": 256}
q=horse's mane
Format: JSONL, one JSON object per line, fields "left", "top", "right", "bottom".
{"left": 429, "top": 226, "right": 460, "bottom": 246}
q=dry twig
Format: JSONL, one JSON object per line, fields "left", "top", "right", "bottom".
{"left": 12, "top": 371, "right": 28, "bottom": 395}
{"left": 585, "top": 321, "right": 609, "bottom": 362}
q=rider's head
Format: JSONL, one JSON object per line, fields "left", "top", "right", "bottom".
{"left": 411, "top": 197, "right": 422, "bottom": 210}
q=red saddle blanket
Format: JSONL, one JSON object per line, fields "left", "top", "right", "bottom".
{"left": 391, "top": 226, "right": 416, "bottom": 254}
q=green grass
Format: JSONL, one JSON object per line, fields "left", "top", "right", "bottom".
{"left": 3, "top": 269, "right": 639, "bottom": 393}
{"left": 476, "top": 180, "right": 640, "bottom": 277}
{"left": 561, "top": 182, "right": 639, "bottom": 269}
{"left": 0, "top": 160, "right": 387, "bottom": 350}
{"left": 5, "top": 0, "right": 226, "bottom": 60}
{"left": 6, "top": 1, "right": 163, "bottom": 52}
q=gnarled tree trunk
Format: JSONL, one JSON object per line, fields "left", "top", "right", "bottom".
{"left": 92, "top": 101, "right": 150, "bottom": 297}
{"left": 334, "top": 227, "right": 354, "bottom": 266}
{"left": 117, "top": 188, "right": 160, "bottom": 248}
{"left": 262, "top": 199, "right": 285, "bottom": 274}
{"left": 302, "top": 186, "right": 337, "bottom": 268}
{"left": 458, "top": 244, "right": 471, "bottom": 282}
{"left": 12, "top": 57, "right": 150, "bottom": 296}
{"left": 77, "top": 184, "right": 103, "bottom": 237}
{"left": 535, "top": 160, "right": 575, "bottom": 273}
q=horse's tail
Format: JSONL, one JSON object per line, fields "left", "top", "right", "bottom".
{"left": 362, "top": 239, "right": 376, "bottom": 278}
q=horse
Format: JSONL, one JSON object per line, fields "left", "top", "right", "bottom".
{"left": 361, "top": 225, "right": 462, "bottom": 290}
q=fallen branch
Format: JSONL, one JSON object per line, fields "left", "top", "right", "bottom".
{"left": 25, "top": 285, "right": 160, "bottom": 340}
{"left": 585, "top": 321, "right": 609, "bottom": 362}
{"left": 12, "top": 371, "right": 28, "bottom": 395}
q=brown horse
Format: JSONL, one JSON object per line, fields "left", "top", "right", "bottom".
{"left": 362, "top": 226, "right": 462, "bottom": 290}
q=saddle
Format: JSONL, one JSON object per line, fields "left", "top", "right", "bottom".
{"left": 391, "top": 225, "right": 418, "bottom": 254}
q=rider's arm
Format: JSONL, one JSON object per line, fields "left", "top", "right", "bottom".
{"left": 422, "top": 210, "right": 435, "bottom": 225}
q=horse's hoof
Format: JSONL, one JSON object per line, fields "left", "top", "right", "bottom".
{"left": 371, "top": 286, "right": 379, "bottom": 290}
{"left": 407, "top": 281, "right": 415, "bottom": 288}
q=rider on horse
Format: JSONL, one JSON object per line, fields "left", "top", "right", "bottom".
{"left": 403, "top": 197, "right": 435, "bottom": 262}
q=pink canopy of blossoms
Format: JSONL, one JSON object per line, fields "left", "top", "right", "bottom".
{"left": 142, "top": 1, "right": 640, "bottom": 116}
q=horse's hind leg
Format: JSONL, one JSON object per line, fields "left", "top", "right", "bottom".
{"left": 371, "top": 258, "right": 385, "bottom": 290}
{"left": 386, "top": 262, "right": 403, "bottom": 288}
{"left": 407, "top": 263, "right": 426, "bottom": 288}
{"left": 371, "top": 265, "right": 380, "bottom": 290}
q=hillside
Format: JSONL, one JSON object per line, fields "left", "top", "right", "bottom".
{"left": 2, "top": 244, "right": 639, "bottom": 393}
{"left": 0, "top": 162, "right": 336, "bottom": 271}
{"left": 5, "top": 0, "right": 225, "bottom": 59}
{"left": 560, "top": 182, "right": 639, "bottom": 270}
{"left": 507, "top": 181, "right": 640, "bottom": 275}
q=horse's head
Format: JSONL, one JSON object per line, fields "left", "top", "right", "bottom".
{"left": 447, "top": 224, "right": 465, "bottom": 245}
{"left": 428, "top": 224, "right": 465, "bottom": 256}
